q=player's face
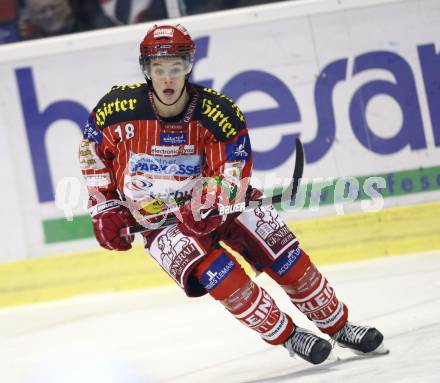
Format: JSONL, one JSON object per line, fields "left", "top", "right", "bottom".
{"left": 150, "top": 57, "right": 187, "bottom": 103}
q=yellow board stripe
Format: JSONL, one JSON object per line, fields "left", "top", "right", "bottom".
{"left": 1, "top": 201, "right": 439, "bottom": 308}
{"left": 293, "top": 201, "right": 440, "bottom": 264}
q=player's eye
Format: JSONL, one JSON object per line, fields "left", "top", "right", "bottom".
{"left": 153, "top": 68, "right": 165, "bottom": 76}
{"left": 171, "top": 67, "right": 184, "bottom": 76}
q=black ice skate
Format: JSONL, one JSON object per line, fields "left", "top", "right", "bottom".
{"left": 284, "top": 326, "right": 333, "bottom": 365}
{"left": 331, "top": 322, "right": 388, "bottom": 355}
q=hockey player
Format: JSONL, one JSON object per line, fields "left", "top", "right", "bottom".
{"left": 80, "top": 24, "right": 385, "bottom": 365}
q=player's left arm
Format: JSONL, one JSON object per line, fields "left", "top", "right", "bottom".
{"left": 178, "top": 94, "right": 252, "bottom": 236}
{"left": 202, "top": 127, "right": 253, "bottom": 208}
{"left": 200, "top": 90, "right": 252, "bottom": 208}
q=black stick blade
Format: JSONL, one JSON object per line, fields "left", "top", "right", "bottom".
{"left": 271, "top": 138, "right": 304, "bottom": 206}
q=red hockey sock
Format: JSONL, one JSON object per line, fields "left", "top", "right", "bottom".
{"left": 265, "top": 247, "right": 348, "bottom": 334}
{"left": 195, "top": 249, "right": 294, "bottom": 345}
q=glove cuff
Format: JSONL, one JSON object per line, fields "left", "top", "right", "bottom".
{"left": 89, "top": 199, "right": 121, "bottom": 217}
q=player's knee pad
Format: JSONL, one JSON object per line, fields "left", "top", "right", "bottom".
{"left": 265, "top": 247, "right": 348, "bottom": 334}
{"left": 194, "top": 249, "right": 249, "bottom": 301}
{"left": 264, "top": 246, "right": 311, "bottom": 285}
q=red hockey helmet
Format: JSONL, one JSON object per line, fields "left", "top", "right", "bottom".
{"left": 139, "top": 24, "right": 196, "bottom": 80}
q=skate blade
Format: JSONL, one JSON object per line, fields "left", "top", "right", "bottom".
{"left": 326, "top": 350, "right": 339, "bottom": 362}
{"left": 352, "top": 342, "right": 390, "bottom": 356}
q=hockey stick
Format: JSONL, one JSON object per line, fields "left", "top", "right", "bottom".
{"left": 121, "top": 138, "right": 304, "bottom": 236}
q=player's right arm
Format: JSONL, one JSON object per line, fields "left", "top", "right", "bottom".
{"left": 79, "top": 94, "right": 136, "bottom": 251}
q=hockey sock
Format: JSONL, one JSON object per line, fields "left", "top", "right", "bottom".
{"left": 265, "top": 247, "right": 348, "bottom": 334}
{"left": 195, "top": 249, "right": 294, "bottom": 345}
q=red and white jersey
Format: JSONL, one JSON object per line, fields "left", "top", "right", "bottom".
{"left": 80, "top": 83, "right": 252, "bottom": 219}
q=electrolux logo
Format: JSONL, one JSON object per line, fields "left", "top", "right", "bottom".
{"left": 151, "top": 145, "right": 195, "bottom": 156}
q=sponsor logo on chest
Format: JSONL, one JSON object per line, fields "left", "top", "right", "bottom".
{"left": 151, "top": 145, "right": 195, "bottom": 156}
{"left": 160, "top": 132, "right": 188, "bottom": 146}
{"left": 129, "top": 152, "right": 201, "bottom": 177}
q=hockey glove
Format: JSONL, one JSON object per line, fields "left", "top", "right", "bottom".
{"left": 177, "top": 201, "right": 226, "bottom": 237}
{"left": 89, "top": 192, "right": 137, "bottom": 251}
{"left": 177, "top": 178, "right": 229, "bottom": 237}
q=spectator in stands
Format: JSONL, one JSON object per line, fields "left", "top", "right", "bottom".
{"left": 236, "top": 0, "right": 285, "bottom": 7}
{"left": 98, "top": 0, "right": 168, "bottom": 25}
{"left": 17, "top": 0, "right": 114, "bottom": 40}
{"left": 182, "top": 0, "right": 286, "bottom": 15}
{"left": 0, "top": 0, "right": 20, "bottom": 44}
{"left": 182, "top": 0, "right": 239, "bottom": 15}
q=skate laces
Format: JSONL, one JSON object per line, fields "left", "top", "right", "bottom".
{"left": 331, "top": 322, "right": 369, "bottom": 346}
{"left": 285, "top": 328, "right": 318, "bottom": 358}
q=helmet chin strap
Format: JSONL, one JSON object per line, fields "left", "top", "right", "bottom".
{"left": 151, "top": 82, "right": 187, "bottom": 107}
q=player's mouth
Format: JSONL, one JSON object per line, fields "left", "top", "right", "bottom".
{"left": 163, "top": 88, "right": 175, "bottom": 98}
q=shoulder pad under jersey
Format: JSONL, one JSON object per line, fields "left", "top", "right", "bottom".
{"left": 193, "top": 85, "right": 247, "bottom": 142}
{"left": 92, "top": 83, "right": 154, "bottom": 129}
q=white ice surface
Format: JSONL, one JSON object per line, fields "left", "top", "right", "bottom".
{"left": 1, "top": 251, "right": 440, "bottom": 383}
